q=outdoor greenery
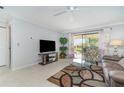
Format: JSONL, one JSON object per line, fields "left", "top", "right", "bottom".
{"left": 74, "top": 37, "right": 98, "bottom": 54}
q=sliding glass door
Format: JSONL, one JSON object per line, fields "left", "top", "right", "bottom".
{"left": 73, "top": 33, "right": 99, "bottom": 61}
{"left": 73, "top": 35, "right": 82, "bottom": 59}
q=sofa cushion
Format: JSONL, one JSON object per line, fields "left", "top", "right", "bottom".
{"left": 118, "top": 58, "right": 124, "bottom": 68}
{"left": 103, "top": 67, "right": 123, "bottom": 86}
{"left": 109, "top": 71, "right": 124, "bottom": 84}
{"left": 103, "top": 62, "right": 124, "bottom": 70}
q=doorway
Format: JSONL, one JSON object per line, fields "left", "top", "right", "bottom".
{"left": 0, "top": 27, "right": 9, "bottom": 67}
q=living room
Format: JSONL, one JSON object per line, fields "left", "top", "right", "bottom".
{"left": 0, "top": 1, "right": 124, "bottom": 92}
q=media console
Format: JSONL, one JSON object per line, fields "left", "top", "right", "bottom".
{"left": 38, "top": 52, "right": 58, "bottom": 65}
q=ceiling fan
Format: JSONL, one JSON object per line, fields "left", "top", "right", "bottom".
{"left": 54, "top": 6, "right": 79, "bottom": 16}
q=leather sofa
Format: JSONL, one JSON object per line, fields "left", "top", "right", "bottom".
{"left": 102, "top": 58, "right": 124, "bottom": 87}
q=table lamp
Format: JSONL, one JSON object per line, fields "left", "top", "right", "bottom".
{"left": 110, "top": 39, "right": 123, "bottom": 56}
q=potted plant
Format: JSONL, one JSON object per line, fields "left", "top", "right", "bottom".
{"left": 59, "top": 37, "right": 68, "bottom": 58}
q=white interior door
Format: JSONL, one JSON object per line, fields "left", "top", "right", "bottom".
{"left": 0, "top": 28, "right": 7, "bottom": 66}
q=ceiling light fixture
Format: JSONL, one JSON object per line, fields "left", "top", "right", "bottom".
{"left": 54, "top": 6, "right": 79, "bottom": 16}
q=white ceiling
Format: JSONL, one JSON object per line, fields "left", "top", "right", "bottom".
{"left": 2, "top": 6, "right": 124, "bottom": 33}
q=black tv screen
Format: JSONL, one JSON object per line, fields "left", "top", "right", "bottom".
{"left": 40, "top": 40, "right": 56, "bottom": 52}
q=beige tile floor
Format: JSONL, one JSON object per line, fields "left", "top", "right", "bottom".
{"left": 0, "top": 59, "right": 72, "bottom": 87}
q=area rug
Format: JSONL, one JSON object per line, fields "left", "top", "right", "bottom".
{"left": 47, "top": 64, "right": 106, "bottom": 87}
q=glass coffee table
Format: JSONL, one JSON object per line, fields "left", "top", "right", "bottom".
{"left": 72, "top": 58, "right": 91, "bottom": 69}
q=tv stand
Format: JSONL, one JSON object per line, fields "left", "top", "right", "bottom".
{"left": 38, "top": 52, "right": 58, "bottom": 65}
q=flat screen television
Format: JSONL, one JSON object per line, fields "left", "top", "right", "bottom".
{"left": 40, "top": 40, "right": 56, "bottom": 53}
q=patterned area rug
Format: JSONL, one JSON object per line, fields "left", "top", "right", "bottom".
{"left": 47, "top": 64, "right": 106, "bottom": 87}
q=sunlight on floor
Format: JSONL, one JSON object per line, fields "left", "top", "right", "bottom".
{"left": 73, "top": 58, "right": 85, "bottom": 64}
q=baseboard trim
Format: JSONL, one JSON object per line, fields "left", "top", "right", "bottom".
{"left": 11, "top": 62, "right": 39, "bottom": 71}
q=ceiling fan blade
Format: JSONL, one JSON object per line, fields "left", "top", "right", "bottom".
{"left": 0, "top": 6, "right": 4, "bottom": 9}
{"left": 67, "top": 6, "right": 79, "bottom": 11}
{"left": 54, "top": 11, "right": 67, "bottom": 16}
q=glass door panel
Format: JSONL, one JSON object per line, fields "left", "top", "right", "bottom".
{"left": 73, "top": 35, "right": 82, "bottom": 59}
{"left": 72, "top": 33, "right": 99, "bottom": 65}
{"left": 82, "top": 33, "right": 99, "bottom": 63}
{"left": 83, "top": 33, "right": 99, "bottom": 49}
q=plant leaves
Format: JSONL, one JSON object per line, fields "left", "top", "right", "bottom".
{"left": 59, "top": 37, "right": 68, "bottom": 45}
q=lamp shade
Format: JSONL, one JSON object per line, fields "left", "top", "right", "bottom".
{"left": 110, "top": 39, "right": 123, "bottom": 46}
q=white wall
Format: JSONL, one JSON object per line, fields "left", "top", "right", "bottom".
{"left": 10, "top": 18, "right": 61, "bottom": 70}
{"left": 110, "top": 24, "right": 124, "bottom": 40}
{"left": 109, "top": 24, "right": 124, "bottom": 56}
